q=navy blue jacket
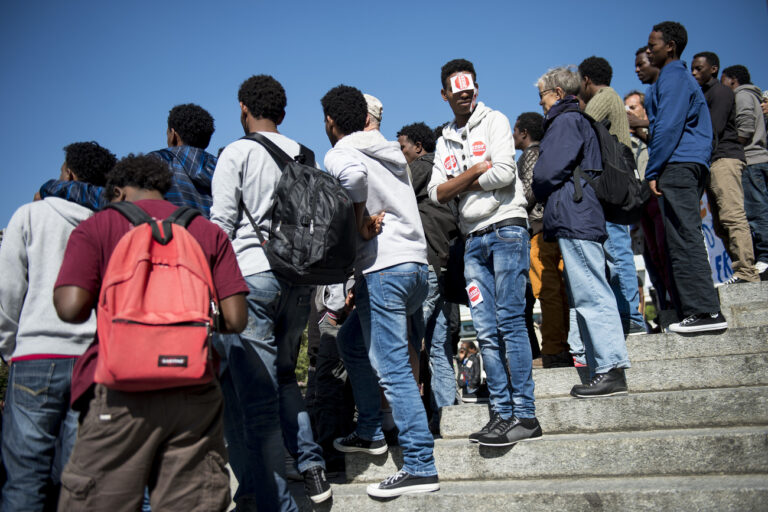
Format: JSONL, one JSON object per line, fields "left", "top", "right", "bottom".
{"left": 532, "top": 97, "right": 606, "bottom": 243}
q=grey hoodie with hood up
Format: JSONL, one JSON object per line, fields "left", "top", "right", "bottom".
{"left": 0, "top": 197, "right": 96, "bottom": 361}
{"left": 324, "top": 130, "right": 427, "bottom": 275}
{"left": 734, "top": 84, "right": 768, "bottom": 165}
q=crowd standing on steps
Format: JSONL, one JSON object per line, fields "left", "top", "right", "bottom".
{"left": 0, "top": 18, "right": 767, "bottom": 511}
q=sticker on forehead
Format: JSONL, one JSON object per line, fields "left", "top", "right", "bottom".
{"left": 451, "top": 73, "right": 475, "bottom": 93}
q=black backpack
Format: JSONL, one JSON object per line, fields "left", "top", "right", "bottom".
{"left": 240, "top": 133, "right": 357, "bottom": 285}
{"left": 572, "top": 112, "right": 650, "bottom": 225}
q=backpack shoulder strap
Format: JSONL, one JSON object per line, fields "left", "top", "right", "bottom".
{"left": 106, "top": 202, "right": 154, "bottom": 226}
{"left": 106, "top": 202, "right": 173, "bottom": 245}
{"left": 166, "top": 206, "right": 201, "bottom": 228}
{"left": 241, "top": 133, "right": 316, "bottom": 169}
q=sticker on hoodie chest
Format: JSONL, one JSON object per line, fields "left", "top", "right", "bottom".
{"left": 444, "top": 155, "right": 458, "bottom": 173}
{"left": 466, "top": 281, "right": 484, "bottom": 307}
{"left": 472, "top": 141, "right": 486, "bottom": 157}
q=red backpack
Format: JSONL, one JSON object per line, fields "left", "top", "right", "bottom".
{"left": 94, "top": 202, "right": 219, "bottom": 391}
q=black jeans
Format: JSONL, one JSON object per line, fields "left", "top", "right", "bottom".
{"left": 657, "top": 162, "right": 721, "bottom": 317}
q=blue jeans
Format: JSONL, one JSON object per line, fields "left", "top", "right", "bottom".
{"left": 559, "top": 238, "right": 631, "bottom": 375}
{"left": 464, "top": 224, "right": 535, "bottom": 420}
{"left": 356, "top": 262, "right": 435, "bottom": 476}
{"left": 742, "top": 162, "right": 768, "bottom": 264}
{"left": 1, "top": 358, "right": 78, "bottom": 512}
{"left": 604, "top": 221, "right": 645, "bottom": 331}
{"left": 422, "top": 270, "right": 457, "bottom": 411}
{"left": 217, "top": 271, "right": 321, "bottom": 512}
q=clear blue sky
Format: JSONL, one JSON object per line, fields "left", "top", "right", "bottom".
{"left": 1, "top": 0, "right": 766, "bottom": 228}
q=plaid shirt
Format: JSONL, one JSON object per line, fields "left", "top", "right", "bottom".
{"left": 39, "top": 146, "right": 217, "bottom": 217}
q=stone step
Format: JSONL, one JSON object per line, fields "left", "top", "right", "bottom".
{"left": 532, "top": 352, "right": 768, "bottom": 398}
{"left": 345, "top": 425, "right": 768, "bottom": 483}
{"left": 441, "top": 386, "right": 768, "bottom": 438}
{"left": 718, "top": 281, "right": 768, "bottom": 329}
{"left": 296, "top": 474, "right": 768, "bottom": 512}
{"left": 621, "top": 325, "right": 767, "bottom": 362}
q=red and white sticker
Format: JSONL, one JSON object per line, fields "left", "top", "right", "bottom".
{"left": 466, "top": 281, "right": 484, "bottom": 307}
{"left": 472, "top": 141, "right": 486, "bottom": 157}
{"left": 451, "top": 73, "right": 475, "bottom": 93}
{"left": 444, "top": 155, "right": 458, "bottom": 172}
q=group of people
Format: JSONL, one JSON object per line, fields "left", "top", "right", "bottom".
{"left": 0, "top": 17, "right": 767, "bottom": 512}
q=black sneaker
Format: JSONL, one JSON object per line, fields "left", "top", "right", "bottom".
{"left": 333, "top": 432, "right": 388, "bottom": 455}
{"left": 542, "top": 350, "right": 574, "bottom": 368}
{"left": 366, "top": 469, "right": 439, "bottom": 498}
{"left": 468, "top": 412, "right": 503, "bottom": 443}
{"left": 669, "top": 312, "right": 728, "bottom": 333}
{"left": 570, "top": 368, "right": 628, "bottom": 398}
{"left": 716, "top": 276, "right": 747, "bottom": 287}
{"left": 477, "top": 416, "right": 543, "bottom": 447}
{"left": 461, "top": 390, "right": 478, "bottom": 403}
{"left": 303, "top": 466, "right": 332, "bottom": 504}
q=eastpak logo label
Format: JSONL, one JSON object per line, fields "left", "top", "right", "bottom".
{"left": 158, "top": 355, "right": 188, "bottom": 367}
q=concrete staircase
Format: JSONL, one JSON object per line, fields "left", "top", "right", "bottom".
{"left": 297, "top": 282, "right": 768, "bottom": 511}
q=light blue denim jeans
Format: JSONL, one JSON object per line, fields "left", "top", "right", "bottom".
{"left": 355, "top": 262, "right": 436, "bottom": 477}
{"left": 422, "top": 269, "right": 457, "bottom": 411}
{"left": 604, "top": 221, "right": 645, "bottom": 331}
{"left": 559, "top": 238, "right": 631, "bottom": 375}
{"left": 1, "top": 358, "right": 78, "bottom": 512}
{"left": 216, "top": 271, "right": 321, "bottom": 512}
{"left": 742, "top": 162, "right": 768, "bottom": 264}
{"left": 464, "top": 224, "right": 536, "bottom": 420}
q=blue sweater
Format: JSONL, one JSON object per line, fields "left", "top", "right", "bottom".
{"left": 644, "top": 61, "right": 713, "bottom": 181}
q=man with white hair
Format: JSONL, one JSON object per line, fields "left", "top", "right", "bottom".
{"left": 532, "top": 66, "right": 631, "bottom": 398}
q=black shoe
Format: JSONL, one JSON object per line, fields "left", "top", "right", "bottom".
{"left": 716, "top": 276, "right": 747, "bottom": 287}
{"left": 468, "top": 412, "right": 503, "bottom": 443}
{"left": 570, "top": 368, "right": 628, "bottom": 398}
{"left": 542, "top": 350, "right": 574, "bottom": 368}
{"left": 461, "top": 390, "right": 478, "bottom": 403}
{"left": 669, "top": 312, "right": 728, "bottom": 333}
{"left": 366, "top": 469, "right": 439, "bottom": 498}
{"left": 477, "top": 416, "right": 543, "bottom": 447}
{"left": 333, "top": 432, "right": 388, "bottom": 455}
{"left": 627, "top": 321, "right": 648, "bottom": 336}
{"left": 303, "top": 466, "right": 332, "bottom": 504}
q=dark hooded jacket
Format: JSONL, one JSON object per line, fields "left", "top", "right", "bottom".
{"left": 410, "top": 153, "right": 460, "bottom": 274}
{"left": 532, "top": 96, "right": 606, "bottom": 243}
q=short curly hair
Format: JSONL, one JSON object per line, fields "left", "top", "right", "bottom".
{"left": 722, "top": 65, "right": 751, "bottom": 85}
{"left": 167, "top": 104, "right": 215, "bottom": 149}
{"left": 238, "top": 75, "right": 286, "bottom": 124}
{"left": 693, "top": 51, "right": 719, "bottom": 70}
{"left": 652, "top": 21, "right": 688, "bottom": 57}
{"left": 63, "top": 141, "right": 116, "bottom": 186}
{"left": 441, "top": 59, "right": 476, "bottom": 89}
{"left": 578, "top": 56, "right": 613, "bottom": 86}
{"left": 105, "top": 154, "right": 173, "bottom": 201}
{"left": 397, "top": 122, "right": 436, "bottom": 153}
{"left": 321, "top": 85, "right": 367, "bottom": 135}
{"left": 636, "top": 46, "right": 649, "bottom": 57}
{"left": 515, "top": 112, "right": 545, "bottom": 143}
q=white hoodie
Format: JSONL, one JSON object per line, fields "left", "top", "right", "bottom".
{"left": 0, "top": 197, "right": 95, "bottom": 361}
{"left": 428, "top": 102, "right": 527, "bottom": 235}
{"left": 324, "top": 130, "right": 427, "bottom": 275}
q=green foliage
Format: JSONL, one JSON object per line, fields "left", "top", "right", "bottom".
{"left": 645, "top": 303, "right": 657, "bottom": 322}
{"left": 295, "top": 327, "right": 309, "bottom": 387}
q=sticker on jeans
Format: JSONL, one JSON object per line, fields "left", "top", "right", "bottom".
{"left": 466, "top": 281, "right": 483, "bottom": 307}
{"left": 451, "top": 73, "right": 475, "bottom": 93}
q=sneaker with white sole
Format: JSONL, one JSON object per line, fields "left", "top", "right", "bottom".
{"left": 716, "top": 276, "right": 747, "bottom": 287}
{"left": 303, "top": 466, "right": 332, "bottom": 504}
{"left": 468, "top": 412, "right": 503, "bottom": 443}
{"left": 366, "top": 469, "right": 439, "bottom": 498}
{"left": 477, "top": 416, "right": 543, "bottom": 447}
{"left": 669, "top": 312, "right": 728, "bottom": 333}
{"left": 333, "top": 432, "right": 388, "bottom": 455}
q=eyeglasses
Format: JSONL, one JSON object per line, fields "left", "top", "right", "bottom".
{"left": 539, "top": 89, "right": 555, "bottom": 100}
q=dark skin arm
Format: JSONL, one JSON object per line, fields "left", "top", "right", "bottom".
{"left": 354, "top": 202, "right": 384, "bottom": 240}
{"left": 54, "top": 286, "right": 249, "bottom": 333}
{"left": 435, "top": 161, "right": 490, "bottom": 203}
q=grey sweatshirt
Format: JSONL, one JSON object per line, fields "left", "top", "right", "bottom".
{"left": 0, "top": 197, "right": 95, "bottom": 361}
{"left": 324, "top": 130, "right": 427, "bottom": 275}
{"left": 210, "top": 132, "right": 303, "bottom": 277}
{"left": 734, "top": 84, "right": 768, "bottom": 165}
